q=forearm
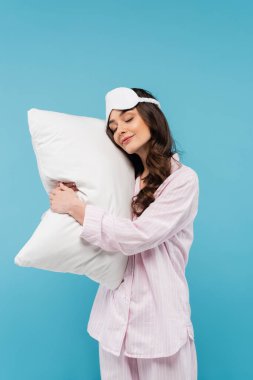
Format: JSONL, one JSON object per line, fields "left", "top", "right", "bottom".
{"left": 68, "top": 198, "right": 86, "bottom": 225}
{"left": 79, "top": 172, "right": 199, "bottom": 255}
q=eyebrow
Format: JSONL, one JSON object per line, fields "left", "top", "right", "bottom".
{"left": 108, "top": 110, "right": 133, "bottom": 126}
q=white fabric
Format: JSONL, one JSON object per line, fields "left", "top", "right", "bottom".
{"left": 14, "top": 108, "right": 135, "bottom": 290}
{"left": 105, "top": 87, "right": 161, "bottom": 124}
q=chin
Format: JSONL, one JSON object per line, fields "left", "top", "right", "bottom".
{"left": 124, "top": 146, "right": 138, "bottom": 155}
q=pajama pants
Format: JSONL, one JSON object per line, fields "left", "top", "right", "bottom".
{"left": 99, "top": 335, "right": 198, "bottom": 380}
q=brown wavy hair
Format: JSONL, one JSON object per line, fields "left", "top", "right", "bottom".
{"left": 106, "top": 88, "right": 181, "bottom": 217}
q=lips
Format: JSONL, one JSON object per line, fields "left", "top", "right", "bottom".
{"left": 122, "top": 135, "right": 134, "bottom": 145}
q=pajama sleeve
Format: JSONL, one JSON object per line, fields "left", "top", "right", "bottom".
{"left": 80, "top": 169, "right": 199, "bottom": 256}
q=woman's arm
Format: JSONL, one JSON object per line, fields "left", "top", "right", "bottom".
{"left": 68, "top": 198, "right": 86, "bottom": 225}
{"left": 76, "top": 168, "right": 199, "bottom": 256}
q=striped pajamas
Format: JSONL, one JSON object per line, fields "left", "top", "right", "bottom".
{"left": 80, "top": 156, "right": 199, "bottom": 379}
{"left": 99, "top": 334, "right": 197, "bottom": 380}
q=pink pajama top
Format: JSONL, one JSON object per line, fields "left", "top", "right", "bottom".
{"left": 80, "top": 159, "right": 199, "bottom": 358}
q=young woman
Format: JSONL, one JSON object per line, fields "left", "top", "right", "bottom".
{"left": 49, "top": 87, "right": 199, "bottom": 379}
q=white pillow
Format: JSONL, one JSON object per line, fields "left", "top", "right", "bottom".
{"left": 14, "top": 108, "right": 135, "bottom": 290}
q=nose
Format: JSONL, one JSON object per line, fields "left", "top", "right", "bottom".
{"left": 117, "top": 120, "right": 127, "bottom": 132}
{"left": 115, "top": 121, "right": 128, "bottom": 139}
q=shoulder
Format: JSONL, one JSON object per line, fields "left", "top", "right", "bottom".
{"left": 155, "top": 163, "right": 199, "bottom": 198}
{"left": 170, "top": 154, "right": 198, "bottom": 181}
{"left": 168, "top": 160, "right": 198, "bottom": 183}
{"left": 178, "top": 164, "right": 199, "bottom": 183}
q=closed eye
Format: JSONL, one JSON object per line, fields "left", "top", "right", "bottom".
{"left": 110, "top": 117, "right": 134, "bottom": 134}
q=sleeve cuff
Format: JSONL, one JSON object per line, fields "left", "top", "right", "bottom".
{"left": 79, "top": 204, "right": 104, "bottom": 241}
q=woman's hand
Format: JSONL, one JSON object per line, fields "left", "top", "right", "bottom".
{"left": 49, "top": 182, "right": 80, "bottom": 214}
{"left": 49, "top": 181, "right": 86, "bottom": 224}
{"left": 56, "top": 181, "right": 78, "bottom": 191}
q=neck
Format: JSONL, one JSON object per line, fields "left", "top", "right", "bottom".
{"left": 140, "top": 168, "right": 149, "bottom": 180}
{"left": 136, "top": 146, "right": 149, "bottom": 178}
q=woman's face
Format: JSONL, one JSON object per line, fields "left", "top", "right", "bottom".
{"left": 108, "top": 108, "right": 151, "bottom": 156}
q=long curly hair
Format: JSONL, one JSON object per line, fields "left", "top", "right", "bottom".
{"left": 106, "top": 87, "right": 181, "bottom": 217}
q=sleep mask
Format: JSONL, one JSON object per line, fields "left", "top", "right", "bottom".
{"left": 105, "top": 87, "right": 161, "bottom": 124}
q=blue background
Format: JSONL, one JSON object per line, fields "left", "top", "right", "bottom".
{"left": 1, "top": 0, "right": 252, "bottom": 379}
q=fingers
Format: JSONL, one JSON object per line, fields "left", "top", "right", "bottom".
{"left": 57, "top": 181, "right": 76, "bottom": 187}
{"left": 57, "top": 181, "right": 78, "bottom": 191}
{"left": 49, "top": 187, "right": 61, "bottom": 197}
{"left": 50, "top": 182, "right": 78, "bottom": 197}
